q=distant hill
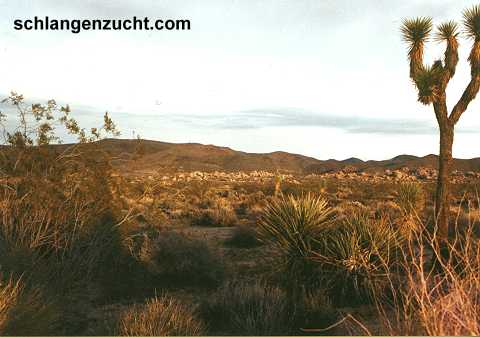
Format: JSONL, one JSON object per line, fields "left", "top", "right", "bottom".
{"left": 91, "top": 138, "right": 480, "bottom": 174}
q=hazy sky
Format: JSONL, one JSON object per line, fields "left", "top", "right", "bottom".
{"left": 1, "top": 0, "right": 480, "bottom": 160}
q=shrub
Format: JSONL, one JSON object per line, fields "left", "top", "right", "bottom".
{"left": 257, "top": 193, "right": 334, "bottom": 287}
{"left": 225, "top": 225, "right": 262, "bottom": 248}
{"left": 0, "top": 275, "right": 58, "bottom": 335}
{"left": 396, "top": 182, "right": 426, "bottom": 216}
{"left": 374, "top": 215, "right": 480, "bottom": 336}
{"left": 139, "top": 231, "right": 224, "bottom": 288}
{"left": 190, "top": 198, "right": 238, "bottom": 227}
{"left": 118, "top": 295, "right": 205, "bottom": 336}
{"left": 0, "top": 93, "right": 125, "bottom": 333}
{"left": 312, "top": 210, "right": 404, "bottom": 305}
{"left": 200, "top": 281, "right": 294, "bottom": 335}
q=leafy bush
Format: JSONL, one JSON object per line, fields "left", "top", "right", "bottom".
{"left": 118, "top": 295, "right": 205, "bottom": 336}
{"left": 257, "top": 193, "right": 334, "bottom": 287}
{"left": 139, "top": 231, "right": 224, "bottom": 288}
{"left": 225, "top": 225, "right": 262, "bottom": 248}
{"left": 200, "top": 281, "right": 294, "bottom": 335}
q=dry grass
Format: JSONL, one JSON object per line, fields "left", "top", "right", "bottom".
{"left": 0, "top": 275, "right": 58, "bottom": 335}
{"left": 118, "top": 295, "right": 205, "bottom": 336}
{"left": 365, "top": 208, "right": 480, "bottom": 336}
{"left": 200, "top": 281, "right": 295, "bottom": 335}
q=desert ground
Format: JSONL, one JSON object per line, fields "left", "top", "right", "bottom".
{"left": 1, "top": 137, "right": 480, "bottom": 336}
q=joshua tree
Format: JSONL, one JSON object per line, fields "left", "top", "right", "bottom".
{"left": 401, "top": 5, "right": 480, "bottom": 240}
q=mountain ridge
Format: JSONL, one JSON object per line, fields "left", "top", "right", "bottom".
{"left": 93, "top": 138, "right": 480, "bottom": 174}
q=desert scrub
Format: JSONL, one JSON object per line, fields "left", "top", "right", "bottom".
{"left": 395, "top": 182, "right": 426, "bottom": 216}
{"left": 0, "top": 275, "right": 58, "bottom": 335}
{"left": 118, "top": 295, "right": 205, "bottom": 336}
{"left": 257, "top": 193, "right": 334, "bottom": 288}
{"left": 139, "top": 231, "right": 224, "bottom": 288}
{"left": 225, "top": 224, "right": 262, "bottom": 248}
{"left": 311, "top": 210, "right": 404, "bottom": 305}
{"left": 0, "top": 93, "right": 125, "bottom": 333}
{"left": 200, "top": 281, "right": 294, "bottom": 335}
{"left": 191, "top": 198, "right": 238, "bottom": 227}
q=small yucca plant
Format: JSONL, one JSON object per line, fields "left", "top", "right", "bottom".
{"left": 311, "top": 211, "right": 404, "bottom": 305}
{"left": 396, "top": 182, "right": 426, "bottom": 216}
{"left": 257, "top": 193, "right": 334, "bottom": 287}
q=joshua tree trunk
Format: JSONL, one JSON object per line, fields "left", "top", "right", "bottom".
{"left": 435, "top": 123, "right": 454, "bottom": 240}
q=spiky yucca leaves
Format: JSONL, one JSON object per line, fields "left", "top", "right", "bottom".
{"left": 257, "top": 193, "right": 334, "bottom": 287}
{"left": 396, "top": 182, "right": 425, "bottom": 216}
{"left": 311, "top": 211, "right": 404, "bottom": 305}
{"left": 464, "top": 5, "right": 480, "bottom": 74}
{"left": 463, "top": 5, "right": 480, "bottom": 40}
{"left": 436, "top": 21, "right": 460, "bottom": 78}
{"left": 401, "top": 17, "right": 433, "bottom": 79}
{"left": 414, "top": 64, "right": 442, "bottom": 105}
{"left": 436, "top": 21, "right": 460, "bottom": 41}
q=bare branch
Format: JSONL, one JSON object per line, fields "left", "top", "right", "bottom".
{"left": 449, "top": 40, "right": 480, "bottom": 124}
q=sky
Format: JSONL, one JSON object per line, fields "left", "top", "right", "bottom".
{"left": 1, "top": 0, "right": 480, "bottom": 160}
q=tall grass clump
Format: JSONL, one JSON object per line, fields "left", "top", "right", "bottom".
{"left": 0, "top": 274, "right": 58, "bottom": 335}
{"left": 118, "top": 295, "right": 205, "bottom": 336}
{"left": 257, "top": 193, "right": 334, "bottom": 288}
{"left": 200, "top": 281, "right": 294, "bottom": 335}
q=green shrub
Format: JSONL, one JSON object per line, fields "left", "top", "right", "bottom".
{"left": 118, "top": 295, "right": 205, "bottom": 336}
{"left": 257, "top": 193, "right": 334, "bottom": 287}
{"left": 139, "top": 231, "right": 224, "bottom": 288}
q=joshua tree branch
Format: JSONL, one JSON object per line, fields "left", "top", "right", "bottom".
{"left": 449, "top": 74, "right": 480, "bottom": 125}
{"left": 409, "top": 43, "right": 425, "bottom": 80}
{"left": 449, "top": 40, "right": 480, "bottom": 125}
{"left": 439, "top": 38, "right": 459, "bottom": 90}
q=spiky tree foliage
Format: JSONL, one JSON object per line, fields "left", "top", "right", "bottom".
{"left": 401, "top": 5, "right": 480, "bottom": 242}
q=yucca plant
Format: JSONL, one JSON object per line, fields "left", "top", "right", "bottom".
{"left": 311, "top": 210, "right": 404, "bottom": 305}
{"left": 257, "top": 193, "right": 334, "bottom": 288}
{"left": 396, "top": 182, "right": 426, "bottom": 216}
